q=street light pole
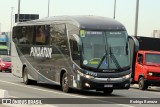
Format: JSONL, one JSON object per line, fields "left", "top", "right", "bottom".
{"left": 17, "top": 0, "right": 21, "bottom": 22}
{"left": 10, "top": 7, "right": 14, "bottom": 32}
{"left": 0, "top": 23, "right": 1, "bottom": 34}
{"left": 48, "top": 0, "right": 50, "bottom": 17}
{"left": 134, "top": 0, "right": 139, "bottom": 37}
{"left": 113, "top": 0, "right": 116, "bottom": 19}
{"left": 10, "top": 7, "right": 14, "bottom": 54}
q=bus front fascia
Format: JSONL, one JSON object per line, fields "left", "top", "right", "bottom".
{"left": 71, "top": 33, "right": 131, "bottom": 87}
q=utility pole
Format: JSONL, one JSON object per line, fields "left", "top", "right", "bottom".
{"left": 48, "top": 0, "right": 50, "bottom": 17}
{"left": 113, "top": 0, "right": 116, "bottom": 19}
{"left": 17, "top": 0, "right": 21, "bottom": 22}
{"left": 10, "top": 7, "right": 14, "bottom": 32}
{"left": 134, "top": 0, "right": 139, "bottom": 37}
{"left": 10, "top": 7, "right": 14, "bottom": 53}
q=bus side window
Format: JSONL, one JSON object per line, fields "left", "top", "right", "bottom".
{"left": 12, "top": 27, "right": 20, "bottom": 44}
{"left": 35, "top": 25, "right": 49, "bottom": 45}
{"left": 19, "top": 27, "right": 29, "bottom": 44}
{"left": 50, "top": 24, "right": 69, "bottom": 55}
{"left": 17, "top": 26, "right": 34, "bottom": 44}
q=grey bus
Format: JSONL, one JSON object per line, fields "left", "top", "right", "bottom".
{"left": 12, "top": 15, "right": 131, "bottom": 94}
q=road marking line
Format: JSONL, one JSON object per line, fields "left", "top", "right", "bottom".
{"left": 0, "top": 80, "right": 86, "bottom": 98}
{"left": 10, "top": 96, "right": 18, "bottom": 98}
{"left": 0, "top": 80, "right": 135, "bottom": 107}
{"left": 117, "top": 104, "right": 135, "bottom": 107}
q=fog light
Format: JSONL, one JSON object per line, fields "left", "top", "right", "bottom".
{"left": 85, "top": 83, "right": 90, "bottom": 87}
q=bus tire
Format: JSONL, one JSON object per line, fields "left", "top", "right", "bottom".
{"left": 61, "top": 72, "right": 70, "bottom": 93}
{"left": 138, "top": 77, "right": 148, "bottom": 90}
{"left": 23, "top": 67, "right": 32, "bottom": 85}
{"left": 103, "top": 89, "right": 113, "bottom": 94}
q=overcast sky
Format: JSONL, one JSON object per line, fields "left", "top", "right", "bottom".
{"left": 0, "top": 0, "right": 160, "bottom": 37}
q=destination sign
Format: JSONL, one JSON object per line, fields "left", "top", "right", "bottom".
{"left": 86, "top": 31, "right": 103, "bottom": 35}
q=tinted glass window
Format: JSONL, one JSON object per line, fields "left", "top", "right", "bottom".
{"left": 13, "top": 26, "right": 34, "bottom": 44}
{"left": 67, "top": 24, "right": 79, "bottom": 36}
{"left": 50, "top": 24, "right": 69, "bottom": 55}
{"left": 81, "top": 30, "right": 130, "bottom": 70}
{"left": 35, "top": 25, "right": 50, "bottom": 45}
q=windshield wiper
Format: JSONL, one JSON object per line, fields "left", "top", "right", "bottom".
{"left": 96, "top": 46, "right": 122, "bottom": 70}
{"left": 97, "top": 52, "right": 107, "bottom": 69}
{"left": 109, "top": 47, "right": 122, "bottom": 71}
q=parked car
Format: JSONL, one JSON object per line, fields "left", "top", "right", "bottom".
{"left": 0, "top": 56, "right": 11, "bottom": 72}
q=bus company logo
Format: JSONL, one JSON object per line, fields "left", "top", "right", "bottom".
{"left": 106, "top": 78, "right": 111, "bottom": 82}
{"left": 30, "top": 47, "right": 52, "bottom": 58}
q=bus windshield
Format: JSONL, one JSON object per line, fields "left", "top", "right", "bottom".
{"left": 80, "top": 30, "right": 130, "bottom": 70}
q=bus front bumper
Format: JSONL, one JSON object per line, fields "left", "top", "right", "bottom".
{"left": 75, "top": 75, "right": 130, "bottom": 90}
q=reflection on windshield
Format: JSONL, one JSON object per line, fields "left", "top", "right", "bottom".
{"left": 81, "top": 30, "right": 130, "bottom": 70}
{"left": 146, "top": 53, "right": 160, "bottom": 64}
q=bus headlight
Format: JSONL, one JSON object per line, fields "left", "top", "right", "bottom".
{"left": 84, "top": 74, "right": 94, "bottom": 79}
{"left": 77, "top": 70, "right": 84, "bottom": 76}
{"left": 77, "top": 70, "right": 94, "bottom": 79}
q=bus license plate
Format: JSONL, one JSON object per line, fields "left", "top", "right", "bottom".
{"left": 104, "top": 84, "right": 113, "bottom": 87}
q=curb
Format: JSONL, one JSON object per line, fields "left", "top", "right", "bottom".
{"left": 0, "top": 89, "right": 9, "bottom": 98}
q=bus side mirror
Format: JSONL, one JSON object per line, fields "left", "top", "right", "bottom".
{"left": 126, "top": 36, "right": 129, "bottom": 55}
{"left": 78, "top": 44, "right": 82, "bottom": 52}
{"left": 126, "top": 43, "right": 128, "bottom": 55}
{"left": 72, "top": 34, "right": 82, "bottom": 52}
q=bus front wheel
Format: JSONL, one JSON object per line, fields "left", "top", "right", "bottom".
{"left": 23, "top": 67, "right": 31, "bottom": 85}
{"left": 23, "top": 67, "right": 37, "bottom": 85}
{"left": 61, "top": 72, "right": 70, "bottom": 93}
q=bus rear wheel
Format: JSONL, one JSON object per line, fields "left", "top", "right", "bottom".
{"left": 61, "top": 72, "right": 70, "bottom": 93}
{"left": 103, "top": 89, "right": 113, "bottom": 94}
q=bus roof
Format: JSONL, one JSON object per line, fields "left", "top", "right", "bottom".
{"left": 15, "top": 15, "right": 126, "bottom": 31}
{"left": 0, "top": 45, "right": 8, "bottom": 49}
